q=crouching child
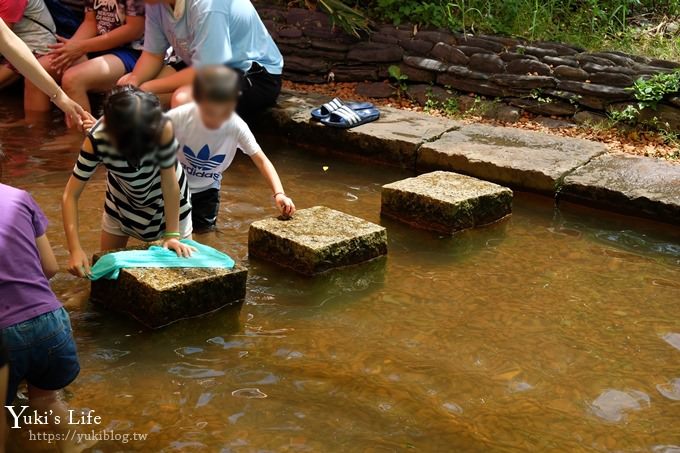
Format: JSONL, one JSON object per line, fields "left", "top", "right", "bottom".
{"left": 166, "top": 66, "right": 295, "bottom": 233}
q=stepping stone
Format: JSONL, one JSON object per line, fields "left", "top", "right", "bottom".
{"left": 418, "top": 124, "right": 606, "bottom": 193}
{"left": 381, "top": 171, "right": 513, "bottom": 233}
{"left": 90, "top": 251, "right": 248, "bottom": 329}
{"left": 560, "top": 153, "right": 680, "bottom": 224}
{"left": 248, "top": 206, "right": 387, "bottom": 275}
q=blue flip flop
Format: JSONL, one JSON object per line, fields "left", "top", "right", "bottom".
{"left": 320, "top": 105, "right": 381, "bottom": 129}
{"left": 310, "top": 97, "right": 374, "bottom": 121}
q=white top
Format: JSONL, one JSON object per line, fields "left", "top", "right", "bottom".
{"left": 166, "top": 102, "right": 262, "bottom": 193}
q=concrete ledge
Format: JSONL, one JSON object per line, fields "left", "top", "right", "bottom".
{"left": 417, "top": 124, "right": 607, "bottom": 193}
{"left": 560, "top": 154, "right": 680, "bottom": 224}
{"left": 382, "top": 171, "right": 513, "bottom": 233}
{"left": 248, "top": 206, "right": 387, "bottom": 275}
{"left": 262, "top": 90, "right": 459, "bottom": 168}
{"left": 260, "top": 90, "right": 678, "bottom": 224}
{"left": 90, "top": 253, "right": 248, "bottom": 328}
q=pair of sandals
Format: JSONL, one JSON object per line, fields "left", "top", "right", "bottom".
{"left": 311, "top": 98, "right": 381, "bottom": 129}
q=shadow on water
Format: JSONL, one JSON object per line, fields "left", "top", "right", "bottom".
{"left": 247, "top": 256, "right": 387, "bottom": 311}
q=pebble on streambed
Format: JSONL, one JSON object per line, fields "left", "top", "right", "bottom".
{"left": 90, "top": 251, "right": 248, "bottom": 328}
{"left": 381, "top": 171, "right": 513, "bottom": 234}
{"left": 248, "top": 206, "right": 387, "bottom": 275}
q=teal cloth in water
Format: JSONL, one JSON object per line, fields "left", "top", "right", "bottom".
{"left": 88, "top": 239, "right": 235, "bottom": 280}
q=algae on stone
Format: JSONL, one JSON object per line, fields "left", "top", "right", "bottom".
{"left": 381, "top": 171, "right": 513, "bottom": 233}
{"left": 248, "top": 206, "right": 387, "bottom": 275}
{"left": 90, "top": 250, "right": 248, "bottom": 328}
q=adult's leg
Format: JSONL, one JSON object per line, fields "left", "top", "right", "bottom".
{"left": 170, "top": 84, "right": 193, "bottom": 108}
{"left": 23, "top": 55, "right": 59, "bottom": 112}
{"left": 0, "top": 65, "right": 20, "bottom": 89}
{"left": 24, "top": 55, "right": 86, "bottom": 113}
{"left": 141, "top": 65, "right": 179, "bottom": 108}
{"left": 61, "top": 54, "right": 127, "bottom": 113}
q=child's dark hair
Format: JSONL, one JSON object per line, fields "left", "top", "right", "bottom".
{"left": 193, "top": 66, "right": 241, "bottom": 103}
{"left": 103, "top": 85, "right": 167, "bottom": 168}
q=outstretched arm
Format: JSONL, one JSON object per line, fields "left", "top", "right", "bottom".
{"left": 62, "top": 175, "right": 90, "bottom": 277}
{"left": 158, "top": 122, "right": 194, "bottom": 256}
{"left": 250, "top": 152, "right": 296, "bottom": 218}
{"left": 0, "top": 19, "right": 93, "bottom": 129}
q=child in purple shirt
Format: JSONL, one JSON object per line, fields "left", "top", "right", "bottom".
{"left": 0, "top": 182, "right": 82, "bottom": 451}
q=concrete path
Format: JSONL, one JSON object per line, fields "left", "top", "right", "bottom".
{"left": 256, "top": 89, "right": 680, "bottom": 225}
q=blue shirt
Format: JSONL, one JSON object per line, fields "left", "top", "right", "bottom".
{"left": 143, "top": 0, "right": 283, "bottom": 75}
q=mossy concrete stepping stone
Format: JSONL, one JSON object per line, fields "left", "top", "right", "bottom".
{"left": 90, "top": 251, "right": 247, "bottom": 328}
{"left": 381, "top": 171, "right": 513, "bottom": 233}
{"left": 248, "top": 206, "right": 387, "bottom": 275}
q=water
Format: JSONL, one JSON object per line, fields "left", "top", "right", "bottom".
{"left": 1, "top": 99, "right": 680, "bottom": 452}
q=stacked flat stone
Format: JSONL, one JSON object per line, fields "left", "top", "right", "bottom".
{"left": 256, "top": 4, "right": 680, "bottom": 129}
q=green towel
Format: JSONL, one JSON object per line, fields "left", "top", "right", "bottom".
{"left": 89, "top": 239, "right": 235, "bottom": 280}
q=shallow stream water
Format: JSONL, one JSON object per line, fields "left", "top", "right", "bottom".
{"left": 1, "top": 100, "right": 679, "bottom": 452}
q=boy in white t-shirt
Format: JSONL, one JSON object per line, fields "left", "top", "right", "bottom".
{"left": 166, "top": 65, "right": 295, "bottom": 232}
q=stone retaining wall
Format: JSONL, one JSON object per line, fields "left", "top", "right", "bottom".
{"left": 255, "top": 2, "right": 680, "bottom": 127}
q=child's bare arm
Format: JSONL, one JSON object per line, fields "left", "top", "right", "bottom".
{"left": 62, "top": 175, "right": 90, "bottom": 277}
{"left": 158, "top": 122, "right": 194, "bottom": 257}
{"left": 250, "top": 152, "right": 296, "bottom": 218}
{"left": 36, "top": 234, "right": 59, "bottom": 279}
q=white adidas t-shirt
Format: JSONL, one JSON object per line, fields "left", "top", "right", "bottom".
{"left": 166, "top": 102, "right": 262, "bottom": 193}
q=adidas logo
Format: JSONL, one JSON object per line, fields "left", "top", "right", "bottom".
{"left": 183, "top": 145, "right": 226, "bottom": 171}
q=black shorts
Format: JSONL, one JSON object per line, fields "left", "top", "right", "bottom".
{"left": 191, "top": 188, "right": 221, "bottom": 232}
{"left": 236, "top": 62, "right": 282, "bottom": 121}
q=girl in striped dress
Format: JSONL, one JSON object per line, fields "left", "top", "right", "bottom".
{"left": 62, "top": 85, "right": 194, "bottom": 277}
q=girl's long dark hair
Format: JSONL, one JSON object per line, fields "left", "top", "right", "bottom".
{"left": 103, "top": 85, "right": 167, "bottom": 168}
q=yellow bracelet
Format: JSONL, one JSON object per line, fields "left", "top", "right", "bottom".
{"left": 163, "top": 232, "right": 181, "bottom": 238}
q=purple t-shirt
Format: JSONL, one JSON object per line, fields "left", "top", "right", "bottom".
{"left": 0, "top": 184, "right": 61, "bottom": 329}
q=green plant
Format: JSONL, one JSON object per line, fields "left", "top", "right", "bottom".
{"left": 304, "top": 0, "right": 371, "bottom": 37}
{"left": 442, "top": 97, "right": 460, "bottom": 115}
{"left": 446, "top": 0, "right": 483, "bottom": 36}
{"left": 373, "top": 0, "right": 448, "bottom": 27}
{"left": 388, "top": 65, "right": 409, "bottom": 96}
{"left": 630, "top": 70, "right": 680, "bottom": 107}
{"left": 530, "top": 88, "right": 553, "bottom": 104}
{"left": 608, "top": 104, "right": 640, "bottom": 124}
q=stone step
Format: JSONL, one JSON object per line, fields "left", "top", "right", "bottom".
{"left": 260, "top": 90, "right": 458, "bottom": 168}
{"left": 382, "top": 171, "right": 513, "bottom": 233}
{"left": 248, "top": 206, "right": 387, "bottom": 275}
{"left": 417, "top": 123, "right": 606, "bottom": 193}
{"left": 560, "top": 154, "right": 680, "bottom": 224}
{"left": 90, "top": 251, "right": 247, "bottom": 329}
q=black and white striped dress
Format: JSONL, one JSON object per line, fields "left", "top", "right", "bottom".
{"left": 73, "top": 119, "right": 192, "bottom": 241}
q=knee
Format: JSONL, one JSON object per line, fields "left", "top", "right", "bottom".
{"left": 171, "top": 86, "right": 192, "bottom": 108}
{"left": 61, "top": 68, "right": 85, "bottom": 94}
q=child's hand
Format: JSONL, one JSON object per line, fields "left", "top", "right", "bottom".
{"left": 81, "top": 113, "right": 96, "bottom": 132}
{"left": 163, "top": 238, "right": 196, "bottom": 257}
{"left": 275, "top": 193, "right": 296, "bottom": 219}
{"left": 68, "top": 248, "right": 91, "bottom": 278}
